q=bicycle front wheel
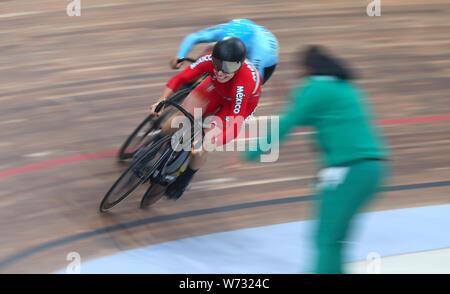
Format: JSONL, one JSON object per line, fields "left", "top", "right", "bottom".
{"left": 100, "top": 135, "right": 172, "bottom": 212}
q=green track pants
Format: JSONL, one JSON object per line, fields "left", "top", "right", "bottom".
{"left": 314, "top": 159, "right": 388, "bottom": 274}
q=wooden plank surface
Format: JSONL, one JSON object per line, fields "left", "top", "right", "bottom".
{"left": 0, "top": 0, "right": 449, "bottom": 273}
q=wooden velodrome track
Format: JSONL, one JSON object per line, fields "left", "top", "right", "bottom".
{"left": 0, "top": 0, "right": 449, "bottom": 273}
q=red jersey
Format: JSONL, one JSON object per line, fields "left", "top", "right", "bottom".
{"left": 166, "top": 53, "right": 262, "bottom": 145}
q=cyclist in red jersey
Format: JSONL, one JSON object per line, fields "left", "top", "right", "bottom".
{"left": 151, "top": 37, "right": 262, "bottom": 199}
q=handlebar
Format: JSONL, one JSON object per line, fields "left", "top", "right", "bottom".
{"left": 155, "top": 99, "right": 204, "bottom": 140}
{"left": 155, "top": 56, "right": 198, "bottom": 118}
{"left": 177, "top": 57, "right": 197, "bottom": 64}
{"left": 155, "top": 100, "right": 194, "bottom": 124}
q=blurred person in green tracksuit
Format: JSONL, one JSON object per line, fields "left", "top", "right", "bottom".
{"left": 243, "top": 45, "right": 390, "bottom": 274}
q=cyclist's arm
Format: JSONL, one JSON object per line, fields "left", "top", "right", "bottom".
{"left": 166, "top": 54, "right": 212, "bottom": 93}
{"left": 246, "top": 27, "right": 279, "bottom": 80}
{"left": 176, "top": 25, "right": 223, "bottom": 58}
{"left": 153, "top": 62, "right": 207, "bottom": 112}
{"left": 156, "top": 87, "right": 175, "bottom": 103}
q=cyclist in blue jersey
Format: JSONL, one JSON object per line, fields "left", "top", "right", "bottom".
{"left": 170, "top": 19, "right": 279, "bottom": 85}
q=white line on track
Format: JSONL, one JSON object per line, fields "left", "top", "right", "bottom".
{"left": 0, "top": 12, "right": 43, "bottom": 18}
{"left": 192, "top": 175, "right": 314, "bottom": 191}
{"left": 24, "top": 150, "right": 58, "bottom": 158}
{"left": 433, "top": 167, "right": 450, "bottom": 171}
{"left": 0, "top": 119, "right": 27, "bottom": 125}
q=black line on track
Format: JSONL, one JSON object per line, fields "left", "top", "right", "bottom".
{"left": 0, "top": 180, "right": 449, "bottom": 271}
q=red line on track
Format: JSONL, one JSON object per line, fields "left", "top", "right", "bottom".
{"left": 0, "top": 150, "right": 117, "bottom": 178}
{"left": 378, "top": 115, "right": 450, "bottom": 125}
{"left": 0, "top": 115, "right": 449, "bottom": 179}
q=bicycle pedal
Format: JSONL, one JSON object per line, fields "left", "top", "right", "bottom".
{"left": 164, "top": 175, "right": 177, "bottom": 182}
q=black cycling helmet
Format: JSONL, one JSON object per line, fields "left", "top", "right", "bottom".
{"left": 212, "top": 36, "right": 247, "bottom": 73}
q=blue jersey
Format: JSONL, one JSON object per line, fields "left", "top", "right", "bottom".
{"left": 176, "top": 22, "right": 279, "bottom": 81}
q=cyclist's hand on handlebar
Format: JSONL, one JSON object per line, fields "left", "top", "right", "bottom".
{"left": 150, "top": 100, "right": 163, "bottom": 116}
{"left": 152, "top": 87, "right": 174, "bottom": 115}
{"left": 170, "top": 57, "right": 183, "bottom": 69}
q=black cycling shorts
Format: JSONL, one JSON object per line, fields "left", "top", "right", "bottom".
{"left": 262, "top": 64, "right": 277, "bottom": 85}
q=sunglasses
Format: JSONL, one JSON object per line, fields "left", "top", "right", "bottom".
{"left": 212, "top": 57, "right": 242, "bottom": 74}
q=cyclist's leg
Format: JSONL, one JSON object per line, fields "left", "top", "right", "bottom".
{"left": 183, "top": 78, "right": 223, "bottom": 169}
{"left": 262, "top": 64, "right": 277, "bottom": 85}
{"left": 165, "top": 78, "right": 223, "bottom": 199}
{"left": 187, "top": 112, "right": 228, "bottom": 171}
{"left": 160, "top": 76, "right": 219, "bottom": 135}
{"left": 206, "top": 100, "right": 257, "bottom": 147}
{"left": 181, "top": 79, "right": 221, "bottom": 116}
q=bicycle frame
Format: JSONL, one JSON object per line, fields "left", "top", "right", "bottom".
{"left": 145, "top": 99, "right": 205, "bottom": 184}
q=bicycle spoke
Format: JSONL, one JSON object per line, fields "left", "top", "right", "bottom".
{"left": 114, "top": 172, "right": 137, "bottom": 195}
{"left": 109, "top": 87, "right": 195, "bottom": 210}
{"left": 100, "top": 134, "right": 175, "bottom": 212}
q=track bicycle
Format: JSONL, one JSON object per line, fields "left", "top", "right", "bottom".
{"left": 99, "top": 58, "right": 205, "bottom": 212}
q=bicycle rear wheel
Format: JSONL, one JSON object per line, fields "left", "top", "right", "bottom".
{"left": 118, "top": 114, "right": 160, "bottom": 161}
{"left": 100, "top": 135, "right": 172, "bottom": 212}
{"left": 140, "top": 182, "right": 167, "bottom": 208}
{"left": 139, "top": 147, "right": 191, "bottom": 208}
